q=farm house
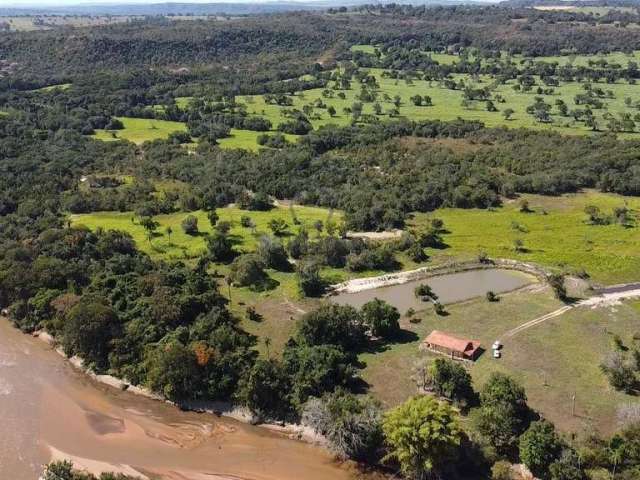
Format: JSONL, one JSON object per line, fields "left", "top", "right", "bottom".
{"left": 422, "top": 330, "right": 482, "bottom": 361}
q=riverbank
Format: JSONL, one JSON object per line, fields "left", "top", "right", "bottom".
{"left": 0, "top": 317, "right": 370, "bottom": 480}
{"left": 26, "top": 323, "right": 327, "bottom": 446}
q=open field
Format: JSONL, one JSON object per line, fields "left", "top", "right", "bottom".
{"left": 412, "top": 191, "right": 640, "bottom": 285}
{"left": 91, "top": 49, "right": 640, "bottom": 150}
{"left": 90, "top": 117, "right": 188, "bottom": 144}
{"left": 233, "top": 65, "right": 640, "bottom": 142}
{"left": 27, "top": 83, "right": 72, "bottom": 93}
{"left": 359, "top": 285, "right": 640, "bottom": 434}
{"left": 217, "top": 128, "right": 299, "bottom": 151}
{"left": 0, "top": 15, "right": 146, "bottom": 31}
{"left": 70, "top": 204, "right": 339, "bottom": 261}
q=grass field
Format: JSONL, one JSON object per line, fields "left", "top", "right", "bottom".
{"left": 91, "top": 117, "right": 189, "bottom": 144}
{"left": 217, "top": 128, "right": 299, "bottom": 151}
{"left": 91, "top": 49, "right": 640, "bottom": 150}
{"left": 412, "top": 191, "right": 640, "bottom": 285}
{"left": 359, "top": 285, "right": 640, "bottom": 434}
{"left": 70, "top": 204, "right": 339, "bottom": 261}
{"left": 233, "top": 66, "right": 640, "bottom": 140}
{"left": 27, "top": 83, "right": 72, "bottom": 93}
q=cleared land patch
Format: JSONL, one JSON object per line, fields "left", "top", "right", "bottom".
{"left": 91, "top": 117, "right": 188, "bottom": 144}
{"left": 411, "top": 191, "right": 640, "bottom": 284}
{"left": 360, "top": 286, "right": 640, "bottom": 434}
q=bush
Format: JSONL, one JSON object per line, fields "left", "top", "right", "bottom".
{"left": 181, "top": 215, "right": 199, "bottom": 235}
{"left": 296, "top": 259, "right": 324, "bottom": 296}
{"left": 302, "top": 390, "right": 383, "bottom": 462}
{"left": 229, "top": 254, "right": 267, "bottom": 288}
{"left": 257, "top": 235, "right": 290, "bottom": 271}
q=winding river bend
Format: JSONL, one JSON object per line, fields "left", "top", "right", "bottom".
{"left": 0, "top": 319, "right": 379, "bottom": 480}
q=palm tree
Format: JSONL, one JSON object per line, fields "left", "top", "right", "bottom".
{"left": 165, "top": 225, "right": 173, "bottom": 244}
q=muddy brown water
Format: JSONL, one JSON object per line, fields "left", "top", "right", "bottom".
{"left": 331, "top": 269, "right": 535, "bottom": 312}
{"left": 0, "top": 319, "right": 381, "bottom": 480}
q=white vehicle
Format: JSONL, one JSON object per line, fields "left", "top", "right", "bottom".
{"left": 493, "top": 349, "right": 501, "bottom": 359}
{"left": 492, "top": 340, "right": 502, "bottom": 351}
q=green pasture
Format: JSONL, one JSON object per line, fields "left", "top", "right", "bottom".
{"left": 69, "top": 204, "right": 341, "bottom": 261}
{"left": 234, "top": 66, "right": 640, "bottom": 139}
{"left": 360, "top": 284, "right": 640, "bottom": 434}
{"left": 90, "top": 117, "right": 188, "bottom": 144}
{"left": 27, "top": 83, "right": 72, "bottom": 93}
{"left": 217, "top": 128, "right": 300, "bottom": 151}
{"left": 411, "top": 191, "right": 640, "bottom": 284}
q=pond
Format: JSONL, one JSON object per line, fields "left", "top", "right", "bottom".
{"left": 331, "top": 268, "right": 536, "bottom": 312}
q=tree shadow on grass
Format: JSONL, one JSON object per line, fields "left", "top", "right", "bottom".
{"left": 362, "top": 328, "right": 420, "bottom": 355}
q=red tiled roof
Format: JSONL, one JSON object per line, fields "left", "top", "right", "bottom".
{"left": 424, "top": 330, "right": 481, "bottom": 355}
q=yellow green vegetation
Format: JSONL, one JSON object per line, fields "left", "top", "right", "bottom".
{"left": 28, "top": 83, "right": 72, "bottom": 93}
{"left": 360, "top": 286, "right": 640, "bottom": 434}
{"left": 413, "top": 191, "right": 640, "bottom": 284}
{"left": 91, "top": 117, "right": 188, "bottom": 144}
{"left": 69, "top": 204, "right": 340, "bottom": 261}
{"left": 233, "top": 67, "right": 640, "bottom": 138}
{"left": 217, "top": 128, "right": 299, "bottom": 151}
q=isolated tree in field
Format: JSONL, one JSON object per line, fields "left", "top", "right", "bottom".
{"left": 393, "top": 95, "right": 401, "bottom": 107}
{"left": 257, "top": 235, "right": 290, "bottom": 271}
{"left": 214, "top": 220, "right": 232, "bottom": 235}
{"left": 519, "top": 420, "right": 563, "bottom": 479}
{"left": 165, "top": 225, "right": 173, "bottom": 244}
{"left": 383, "top": 395, "right": 462, "bottom": 479}
{"left": 207, "top": 209, "right": 219, "bottom": 228}
{"left": 268, "top": 218, "right": 288, "bottom": 236}
{"left": 327, "top": 105, "right": 336, "bottom": 117}
{"left": 503, "top": 108, "right": 515, "bottom": 120}
{"left": 296, "top": 259, "right": 323, "bottom": 296}
{"left": 513, "top": 238, "right": 525, "bottom": 252}
{"left": 140, "top": 217, "right": 159, "bottom": 243}
{"left": 206, "top": 231, "right": 234, "bottom": 262}
{"left": 181, "top": 215, "right": 199, "bottom": 235}
{"left": 360, "top": 298, "right": 400, "bottom": 339}
{"left": 229, "top": 254, "right": 267, "bottom": 288}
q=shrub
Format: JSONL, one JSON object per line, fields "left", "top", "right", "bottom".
{"left": 181, "top": 215, "right": 199, "bottom": 235}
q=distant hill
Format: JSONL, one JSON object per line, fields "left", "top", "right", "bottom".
{"left": 0, "top": 0, "right": 494, "bottom": 17}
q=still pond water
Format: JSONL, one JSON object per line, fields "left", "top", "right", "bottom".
{"left": 331, "top": 268, "right": 535, "bottom": 312}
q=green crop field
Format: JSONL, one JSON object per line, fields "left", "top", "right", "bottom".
{"left": 412, "top": 191, "right": 640, "bottom": 285}
{"left": 90, "top": 117, "right": 189, "bottom": 144}
{"left": 360, "top": 285, "right": 640, "bottom": 434}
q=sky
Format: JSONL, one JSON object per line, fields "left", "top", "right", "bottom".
{"left": 3, "top": 0, "right": 328, "bottom": 6}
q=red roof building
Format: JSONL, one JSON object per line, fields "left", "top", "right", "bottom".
{"left": 422, "top": 330, "right": 482, "bottom": 361}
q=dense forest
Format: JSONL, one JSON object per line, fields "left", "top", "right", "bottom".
{"left": 3, "top": 3, "right": 640, "bottom": 480}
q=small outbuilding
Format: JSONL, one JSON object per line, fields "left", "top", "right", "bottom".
{"left": 422, "top": 330, "right": 482, "bottom": 361}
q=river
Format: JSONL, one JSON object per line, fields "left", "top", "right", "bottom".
{"left": 331, "top": 268, "right": 535, "bottom": 311}
{"left": 0, "top": 319, "right": 380, "bottom": 480}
